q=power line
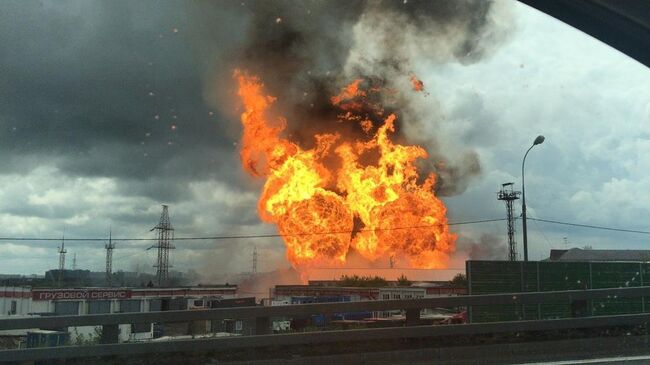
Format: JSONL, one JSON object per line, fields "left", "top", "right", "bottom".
{"left": 530, "top": 216, "right": 554, "bottom": 251}
{"left": 0, "top": 218, "right": 506, "bottom": 242}
{"left": 1, "top": 217, "right": 648, "bottom": 243}
{"left": 529, "top": 218, "right": 650, "bottom": 235}
{"left": 112, "top": 250, "right": 148, "bottom": 262}
{"left": 448, "top": 218, "right": 507, "bottom": 226}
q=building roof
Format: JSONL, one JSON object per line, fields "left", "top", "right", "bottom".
{"left": 0, "top": 285, "right": 239, "bottom": 301}
{"left": 548, "top": 248, "right": 650, "bottom": 262}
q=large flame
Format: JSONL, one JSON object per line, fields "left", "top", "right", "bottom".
{"left": 234, "top": 70, "right": 456, "bottom": 269}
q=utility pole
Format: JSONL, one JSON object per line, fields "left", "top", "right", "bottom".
{"left": 57, "top": 236, "right": 66, "bottom": 286}
{"left": 522, "top": 135, "right": 546, "bottom": 261}
{"left": 498, "top": 183, "right": 521, "bottom": 261}
{"left": 252, "top": 246, "right": 258, "bottom": 274}
{"left": 72, "top": 253, "right": 77, "bottom": 270}
{"left": 105, "top": 229, "right": 115, "bottom": 286}
{"left": 152, "top": 205, "right": 174, "bottom": 286}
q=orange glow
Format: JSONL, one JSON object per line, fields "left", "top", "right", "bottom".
{"left": 234, "top": 70, "right": 456, "bottom": 269}
{"left": 410, "top": 75, "right": 425, "bottom": 92}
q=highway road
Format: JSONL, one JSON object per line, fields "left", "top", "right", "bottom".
{"left": 519, "top": 355, "right": 650, "bottom": 365}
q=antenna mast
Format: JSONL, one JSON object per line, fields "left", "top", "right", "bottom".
{"left": 57, "top": 236, "right": 66, "bottom": 285}
{"left": 498, "top": 182, "right": 521, "bottom": 261}
{"left": 105, "top": 228, "right": 115, "bottom": 286}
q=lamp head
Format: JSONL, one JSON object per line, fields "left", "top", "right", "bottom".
{"left": 533, "top": 135, "right": 545, "bottom": 145}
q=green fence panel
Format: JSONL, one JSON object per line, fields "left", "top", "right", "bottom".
{"left": 591, "top": 262, "right": 642, "bottom": 316}
{"left": 467, "top": 261, "right": 524, "bottom": 322}
{"left": 538, "top": 261, "right": 590, "bottom": 319}
{"left": 522, "top": 261, "right": 540, "bottom": 319}
{"left": 467, "top": 260, "right": 650, "bottom": 323}
{"left": 642, "top": 263, "right": 650, "bottom": 313}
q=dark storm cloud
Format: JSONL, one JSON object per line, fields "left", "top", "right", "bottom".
{"left": 0, "top": 0, "right": 510, "bottom": 200}
{"left": 0, "top": 0, "right": 239, "bottom": 202}
{"left": 0, "top": 0, "right": 516, "bottom": 274}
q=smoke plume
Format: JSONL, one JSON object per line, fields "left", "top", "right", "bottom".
{"left": 191, "top": 0, "right": 512, "bottom": 196}
{"left": 456, "top": 233, "right": 508, "bottom": 260}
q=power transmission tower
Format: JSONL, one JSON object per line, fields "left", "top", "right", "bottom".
{"left": 497, "top": 183, "right": 521, "bottom": 261}
{"left": 72, "top": 253, "right": 77, "bottom": 270}
{"left": 105, "top": 229, "right": 115, "bottom": 286}
{"left": 252, "top": 246, "right": 258, "bottom": 274}
{"left": 57, "top": 236, "right": 66, "bottom": 286}
{"left": 152, "top": 205, "right": 174, "bottom": 286}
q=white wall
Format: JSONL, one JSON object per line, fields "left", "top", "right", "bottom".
{"left": 0, "top": 287, "right": 34, "bottom": 317}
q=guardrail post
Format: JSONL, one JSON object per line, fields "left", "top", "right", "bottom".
{"left": 405, "top": 309, "right": 420, "bottom": 326}
{"left": 100, "top": 324, "right": 120, "bottom": 344}
{"left": 255, "top": 317, "right": 271, "bottom": 335}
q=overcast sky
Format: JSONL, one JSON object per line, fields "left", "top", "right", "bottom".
{"left": 0, "top": 0, "right": 648, "bottom": 278}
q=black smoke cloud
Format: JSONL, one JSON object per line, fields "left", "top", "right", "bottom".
{"left": 192, "top": 0, "right": 512, "bottom": 196}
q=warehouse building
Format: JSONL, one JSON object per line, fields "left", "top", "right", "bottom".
{"left": 272, "top": 282, "right": 465, "bottom": 303}
{"left": 0, "top": 285, "right": 240, "bottom": 343}
{"left": 548, "top": 248, "right": 650, "bottom": 262}
{"left": 270, "top": 281, "right": 466, "bottom": 330}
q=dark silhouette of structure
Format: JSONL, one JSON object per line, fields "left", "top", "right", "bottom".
{"left": 498, "top": 183, "right": 521, "bottom": 261}
{"left": 252, "top": 246, "right": 258, "bottom": 274}
{"left": 105, "top": 229, "right": 115, "bottom": 286}
{"left": 57, "top": 237, "right": 66, "bottom": 286}
{"left": 152, "top": 205, "right": 174, "bottom": 286}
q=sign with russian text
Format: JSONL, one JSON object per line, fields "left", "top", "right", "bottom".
{"left": 32, "top": 289, "right": 131, "bottom": 301}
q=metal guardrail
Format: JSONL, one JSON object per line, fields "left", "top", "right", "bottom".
{"left": 2, "top": 286, "right": 650, "bottom": 362}
{"left": 2, "top": 286, "right": 650, "bottom": 331}
{"left": 3, "top": 312, "right": 650, "bottom": 362}
{"left": 0, "top": 314, "right": 650, "bottom": 362}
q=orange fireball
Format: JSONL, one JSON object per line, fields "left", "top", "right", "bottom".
{"left": 233, "top": 70, "right": 456, "bottom": 269}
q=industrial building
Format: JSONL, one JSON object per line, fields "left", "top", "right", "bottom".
{"left": 272, "top": 283, "right": 465, "bottom": 303}
{"left": 0, "top": 285, "right": 244, "bottom": 344}
{"left": 548, "top": 248, "right": 650, "bottom": 262}
{"left": 269, "top": 281, "right": 466, "bottom": 330}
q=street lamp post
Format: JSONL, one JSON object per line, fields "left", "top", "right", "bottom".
{"left": 522, "top": 135, "right": 545, "bottom": 262}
